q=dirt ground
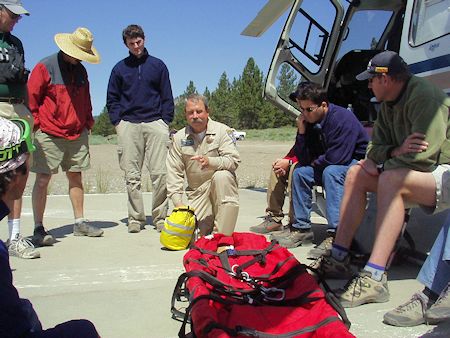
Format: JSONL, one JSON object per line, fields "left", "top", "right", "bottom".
{"left": 23, "top": 140, "right": 293, "bottom": 196}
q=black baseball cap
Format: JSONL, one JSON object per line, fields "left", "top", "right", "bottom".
{"left": 356, "top": 51, "right": 408, "bottom": 81}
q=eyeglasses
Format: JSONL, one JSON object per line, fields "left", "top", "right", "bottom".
{"left": 298, "top": 105, "right": 319, "bottom": 113}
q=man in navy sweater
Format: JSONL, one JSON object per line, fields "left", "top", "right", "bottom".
{"left": 271, "top": 82, "right": 369, "bottom": 250}
{"left": 107, "top": 24, "right": 174, "bottom": 233}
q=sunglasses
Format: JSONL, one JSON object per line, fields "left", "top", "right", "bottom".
{"left": 299, "top": 105, "right": 319, "bottom": 113}
{"left": 0, "top": 119, "right": 35, "bottom": 163}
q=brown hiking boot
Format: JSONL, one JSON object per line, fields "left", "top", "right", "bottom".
{"left": 309, "top": 252, "right": 354, "bottom": 279}
{"left": 274, "top": 229, "right": 314, "bottom": 248}
{"left": 307, "top": 235, "right": 334, "bottom": 259}
{"left": 249, "top": 217, "right": 283, "bottom": 234}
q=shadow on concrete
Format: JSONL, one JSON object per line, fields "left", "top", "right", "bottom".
{"left": 119, "top": 216, "right": 154, "bottom": 226}
{"left": 244, "top": 187, "right": 267, "bottom": 193}
{"left": 422, "top": 321, "right": 450, "bottom": 337}
{"left": 50, "top": 221, "right": 118, "bottom": 239}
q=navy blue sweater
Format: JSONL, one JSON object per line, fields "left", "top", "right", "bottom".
{"left": 294, "top": 103, "right": 368, "bottom": 171}
{"left": 106, "top": 49, "right": 174, "bottom": 126}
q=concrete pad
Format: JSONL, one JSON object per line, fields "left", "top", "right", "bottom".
{"left": 2, "top": 190, "right": 450, "bottom": 337}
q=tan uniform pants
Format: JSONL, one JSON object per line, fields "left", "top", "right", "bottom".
{"left": 188, "top": 170, "right": 239, "bottom": 236}
{"left": 266, "top": 164, "right": 295, "bottom": 224}
{"left": 116, "top": 120, "right": 169, "bottom": 225}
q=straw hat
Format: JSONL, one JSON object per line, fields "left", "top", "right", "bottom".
{"left": 54, "top": 27, "right": 101, "bottom": 64}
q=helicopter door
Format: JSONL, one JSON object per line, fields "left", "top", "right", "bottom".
{"left": 264, "top": 0, "right": 344, "bottom": 116}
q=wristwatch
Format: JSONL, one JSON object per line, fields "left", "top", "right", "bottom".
{"left": 376, "top": 163, "right": 384, "bottom": 174}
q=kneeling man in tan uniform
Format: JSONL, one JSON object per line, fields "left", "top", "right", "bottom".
{"left": 166, "top": 94, "right": 240, "bottom": 236}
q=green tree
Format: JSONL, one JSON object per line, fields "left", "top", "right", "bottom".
{"left": 171, "top": 81, "right": 198, "bottom": 130}
{"left": 209, "top": 72, "right": 237, "bottom": 127}
{"left": 92, "top": 106, "right": 115, "bottom": 136}
{"left": 274, "top": 63, "right": 298, "bottom": 127}
{"left": 235, "top": 58, "right": 276, "bottom": 129}
{"left": 203, "top": 86, "right": 211, "bottom": 102}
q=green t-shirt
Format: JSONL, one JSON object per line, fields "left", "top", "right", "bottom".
{"left": 0, "top": 35, "right": 27, "bottom": 99}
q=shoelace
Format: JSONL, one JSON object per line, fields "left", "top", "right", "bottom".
{"left": 434, "top": 285, "right": 450, "bottom": 306}
{"left": 12, "top": 236, "right": 36, "bottom": 250}
{"left": 395, "top": 293, "right": 427, "bottom": 314}
{"left": 342, "top": 273, "right": 370, "bottom": 299}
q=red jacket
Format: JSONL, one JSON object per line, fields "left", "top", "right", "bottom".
{"left": 27, "top": 52, "right": 94, "bottom": 140}
{"left": 283, "top": 146, "right": 298, "bottom": 163}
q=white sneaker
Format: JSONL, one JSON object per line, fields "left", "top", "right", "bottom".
{"left": 8, "top": 235, "right": 41, "bottom": 259}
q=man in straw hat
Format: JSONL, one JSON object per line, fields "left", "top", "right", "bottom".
{"left": 107, "top": 24, "right": 174, "bottom": 233}
{"left": 0, "top": 117, "right": 100, "bottom": 337}
{"left": 0, "top": 0, "right": 40, "bottom": 259}
{"left": 27, "top": 27, "right": 103, "bottom": 242}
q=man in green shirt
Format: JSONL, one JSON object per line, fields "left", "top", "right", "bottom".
{"left": 312, "top": 51, "right": 450, "bottom": 310}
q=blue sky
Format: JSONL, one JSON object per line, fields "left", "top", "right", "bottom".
{"left": 14, "top": 1, "right": 287, "bottom": 116}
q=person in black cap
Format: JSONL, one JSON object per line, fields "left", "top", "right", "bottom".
{"left": 312, "top": 51, "right": 450, "bottom": 311}
{"left": 269, "top": 82, "right": 368, "bottom": 250}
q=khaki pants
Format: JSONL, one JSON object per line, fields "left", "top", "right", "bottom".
{"left": 188, "top": 170, "right": 239, "bottom": 236}
{"left": 266, "top": 164, "right": 295, "bottom": 224}
{"left": 116, "top": 120, "right": 169, "bottom": 225}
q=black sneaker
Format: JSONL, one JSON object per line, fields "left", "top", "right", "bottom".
{"left": 32, "top": 225, "right": 56, "bottom": 247}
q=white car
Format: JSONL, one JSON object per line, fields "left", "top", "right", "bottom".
{"left": 232, "top": 129, "right": 246, "bottom": 141}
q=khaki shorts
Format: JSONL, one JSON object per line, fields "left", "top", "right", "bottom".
{"left": 421, "top": 164, "right": 450, "bottom": 214}
{"left": 31, "top": 129, "right": 90, "bottom": 174}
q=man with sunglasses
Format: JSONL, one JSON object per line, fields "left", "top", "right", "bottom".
{"left": 312, "top": 51, "right": 450, "bottom": 311}
{"left": 270, "top": 82, "right": 369, "bottom": 249}
{"left": 0, "top": 1, "right": 39, "bottom": 259}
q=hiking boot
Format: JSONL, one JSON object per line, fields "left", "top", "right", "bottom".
{"left": 308, "top": 235, "right": 334, "bottom": 260}
{"left": 128, "top": 220, "right": 141, "bottom": 233}
{"left": 274, "top": 229, "right": 314, "bottom": 249}
{"left": 309, "top": 252, "right": 354, "bottom": 279}
{"left": 32, "top": 225, "right": 56, "bottom": 247}
{"left": 8, "top": 235, "right": 40, "bottom": 259}
{"left": 339, "top": 271, "right": 389, "bottom": 308}
{"left": 73, "top": 221, "right": 104, "bottom": 237}
{"left": 426, "top": 284, "right": 450, "bottom": 324}
{"left": 250, "top": 217, "right": 283, "bottom": 234}
{"left": 383, "top": 292, "right": 428, "bottom": 327}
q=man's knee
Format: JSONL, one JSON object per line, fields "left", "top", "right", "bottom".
{"left": 212, "top": 170, "right": 236, "bottom": 184}
{"left": 34, "top": 173, "right": 51, "bottom": 189}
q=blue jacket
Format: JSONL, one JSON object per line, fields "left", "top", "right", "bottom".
{"left": 106, "top": 49, "right": 174, "bottom": 126}
{"left": 294, "top": 103, "right": 368, "bottom": 172}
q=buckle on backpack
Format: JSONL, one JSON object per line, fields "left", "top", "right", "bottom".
{"left": 261, "top": 287, "right": 285, "bottom": 301}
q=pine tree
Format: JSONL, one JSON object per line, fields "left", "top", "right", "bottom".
{"left": 171, "top": 81, "right": 198, "bottom": 130}
{"left": 235, "top": 58, "right": 276, "bottom": 129}
{"left": 209, "top": 72, "right": 237, "bottom": 127}
{"left": 274, "top": 63, "right": 298, "bottom": 127}
{"left": 92, "top": 106, "right": 116, "bottom": 136}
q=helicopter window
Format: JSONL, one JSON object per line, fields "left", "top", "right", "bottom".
{"left": 410, "top": 0, "right": 450, "bottom": 46}
{"left": 337, "top": 10, "right": 394, "bottom": 59}
{"left": 287, "top": 0, "right": 337, "bottom": 74}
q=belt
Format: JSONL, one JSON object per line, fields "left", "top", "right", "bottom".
{"left": 0, "top": 97, "right": 25, "bottom": 104}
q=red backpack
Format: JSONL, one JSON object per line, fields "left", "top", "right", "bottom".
{"left": 171, "top": 232, "right": 354, "bottom": 338}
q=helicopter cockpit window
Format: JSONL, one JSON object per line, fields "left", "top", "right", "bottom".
{"left": 288, "top": 0, "right": 337, "bottom": 74}
{"left": 410, "top": 0, "right": 450, "bottom": 46}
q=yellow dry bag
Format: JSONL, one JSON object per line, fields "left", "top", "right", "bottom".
{"left": 160, "top": 206, "right": 197, "bottom": 250}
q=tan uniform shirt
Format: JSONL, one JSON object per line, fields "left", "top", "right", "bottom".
{"left": 167, "top": 118, "right": 240, "bottom": 206}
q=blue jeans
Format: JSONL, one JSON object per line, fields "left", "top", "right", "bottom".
{"left": 417, "top": 218, "right": 450, "bottom": 295}
{"left": 291, "top": 161, "right": 356, "bottom": 231}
